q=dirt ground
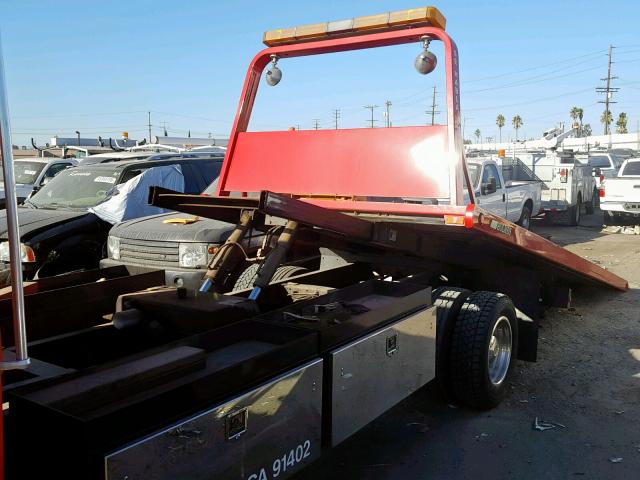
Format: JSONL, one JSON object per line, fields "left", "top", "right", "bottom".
{"left": 295, "top": 209, "right": 640, "bottom": 480}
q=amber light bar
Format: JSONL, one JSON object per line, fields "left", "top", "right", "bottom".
{"left": 263, "top": 6, "right": 446, "bottom": 46}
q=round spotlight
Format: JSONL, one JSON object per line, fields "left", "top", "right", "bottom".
{"left": 265, "top": 65, "right": 282, "bottom": 86}
{"left": 265, "top": 55, "right": 282, "bottom": 86}
{"left": 415, "top": 50, "right": 437, "bottom": 75}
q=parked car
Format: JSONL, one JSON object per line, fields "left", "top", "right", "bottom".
{"left": 600, "top": 158, "right": 640, "bottom": 225}
{"left": 0, "top": 156, "right": 221, "bottom": 284}
{"left": 0, "top": 157, "right": 77, "bottom": 208}
{"left": 465, "top": 158, "right": 542, "bottom": 229}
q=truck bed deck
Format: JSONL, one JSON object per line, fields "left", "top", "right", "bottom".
{"left": 149, "top": 188, "right": 627, "bottom": 293}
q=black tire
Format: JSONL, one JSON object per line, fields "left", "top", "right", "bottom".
{"left": 232, "top": 263, "right": 260, "bottom": 291}
{"left": 232, "top": 263, "right": 308, "bottom": 291}
{"left": 517, "top": 203, "right": 532, "bottom": 230}
{"left": 603, "top": 210, "right": 616, "bottom": 226}
{"left": 585, "top": 189, "right": 596, "bottom": 215}
{"left": 449, "top": 291, "right": 518, "bottom": 409}
{"left": 431, "top": 287, "right": 472, "bottom": 396}
{"left": 271, "top": 265, "right": 308, "bottom": 282}
{"left": 568, "top": 196, "right": 581, "bottom": 226}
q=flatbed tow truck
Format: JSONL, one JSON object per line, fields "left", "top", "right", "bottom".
{"left": 0, "top": 7, "right": 628, "bottom": 480}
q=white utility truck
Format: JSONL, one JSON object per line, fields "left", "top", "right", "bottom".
{"left": 600, "top": 158, "right": 640, "bottom": 225}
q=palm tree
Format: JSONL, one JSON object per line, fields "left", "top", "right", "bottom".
{"left": 496, "top": 114, "right": 505, "bottom": 142}
{"left": 474, "top": 128, "right": 481, "bottom": 143}
{"left": 577, "top": 107, "right": 584, "bottom": 136}
{"left": 616, "top": 112, "right": 628, "bottom": 134}
{"left": 569, "top": 107, "right": 580, "bottom": 128}
{"left": 512, "top": 115, "right": 523, "bottom": 141}
{"left": 583, "top": 123, "right": 592, "bottom": 137}
{"left": 600, "top": 111, "right": 613, "bottom": 134}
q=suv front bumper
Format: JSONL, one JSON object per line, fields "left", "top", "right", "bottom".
{"left": 100, "top": 258, "right": 206, "bottom": 290}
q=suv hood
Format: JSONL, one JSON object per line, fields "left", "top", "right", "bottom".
{"left": 0, "top": 208, "right": 88, "bottom": 240}
{"left": 110, "top": 212, "right": 234, "bottom": 243}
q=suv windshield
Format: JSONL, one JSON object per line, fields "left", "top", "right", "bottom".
{"left": 0, "top": 161, "right": 46, "bottom": 184}
{"left": 28, "top": 167, "right": 120, "bottom": 209}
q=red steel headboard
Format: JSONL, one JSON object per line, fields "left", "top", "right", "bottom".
{"left": 222, "top": 125, "right": 450, "bottom": 198}
{"left": 216, "top": 26, "right": 469, "bottom": 208}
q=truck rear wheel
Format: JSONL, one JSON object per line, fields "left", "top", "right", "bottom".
{"left": 431, "top": 287, "right": 472, "bottom": 396}
{"left": 517, "top": 204, "right": 532, "bottom": 230}
{"left": 585, "top": 189, "right": 596, "bottom": 215}
{"left": 449, "top": 291, "right": 518, "bottom": 409}
{"left": 569, "top": 194, "right": 582, "bottom": 226}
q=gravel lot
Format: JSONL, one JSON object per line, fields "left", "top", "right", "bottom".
{"left": 296, "top": 209, "right": 640, "bottom": 480}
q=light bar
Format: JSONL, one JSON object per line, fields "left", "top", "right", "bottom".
{"left": 263, "top": 6, "right": 446, "bottom": 46}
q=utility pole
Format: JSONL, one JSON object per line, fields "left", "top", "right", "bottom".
{"left": 313, "top": 119, "right": 321, "bottom": 130}
{"left": 427, "top": 86, "right": 440, "bottom": 125}
{"left": 596, "top": 44, "right": 618, "bottom": 135}
{"left": 364, "top": 105, "right": 379, "bottom": 128}
{"left": 160, "top": 121, "right": 168, "bottom": 137}
{"left": 384, "top": 100, "right": 392, "bottom": 127}
{"left": 147, "top": 111, "right": 152, "bottom": 143}
{"left": 332, "top": 109, "right": 340, "bottom": 129}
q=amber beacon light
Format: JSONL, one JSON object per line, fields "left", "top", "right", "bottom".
{"left": 263, "top": 6, "right": 447, "bottom": 46}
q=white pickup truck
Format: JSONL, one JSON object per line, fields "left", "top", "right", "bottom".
{"left": 465, "top": 159, "right": 542, "bottom": 229}
{"left": 600, "top": 158, "right": 640, "bottom": 225}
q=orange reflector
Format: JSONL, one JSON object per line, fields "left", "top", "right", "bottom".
{"left": 263, "top": 6, "right": 446, "bottom": 46}
{"left": 444, "top": 214, "right": 465, "bottom": 226}
{"left": 208, "top": 246, "right": 219, "bottom": 255}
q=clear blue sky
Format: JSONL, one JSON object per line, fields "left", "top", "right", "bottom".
{"left": 1, "top": 0, "right": 639, "bottom": 146}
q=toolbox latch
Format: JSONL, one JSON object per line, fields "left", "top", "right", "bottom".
{"left": 386, "top": 333, "right": 398, "bottom": 356}
{"left": 225, "top": 408, "right": 248, "bottom": 440}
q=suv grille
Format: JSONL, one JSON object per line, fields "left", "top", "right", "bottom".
{"left": 119, "top": 238, "right": 179, "bottom": 267}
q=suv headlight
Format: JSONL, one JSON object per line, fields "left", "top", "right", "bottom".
{"left": 107, "top": 236, "right": 121, "bottom": 260}
{"left": 178, "top": 243, "right": 211, "bottom": 268}
{"left": 0, "top": 241, "right": 36, "bottom": 263}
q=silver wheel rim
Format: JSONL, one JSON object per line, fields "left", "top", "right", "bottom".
{"left": 488, "top": 316, "right": 512, "bottom": 385}
{"left": 522, "top": 211, "right": 530, "bottom": 229}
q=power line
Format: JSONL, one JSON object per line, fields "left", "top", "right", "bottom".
{"left": 464, "top": 87, "right": 594, "bottom": 112}
{"left": 596, "top": 45, "right": 619, "bottom": 135}
{"left": 363, "top": 105, "right": 379, "bottom": 128}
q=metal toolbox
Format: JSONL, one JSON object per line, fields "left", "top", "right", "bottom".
{"left": 256, "top": 279, "right": 431, "bottom": 352}
{"left": 327, "top": 306, "right": 436, "bottom": 446}
{"left": 105, "top": 358, "right": 323, "bottom": 480}
{"left": 7, "top": 320, "right": 319, "bottom": 480}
